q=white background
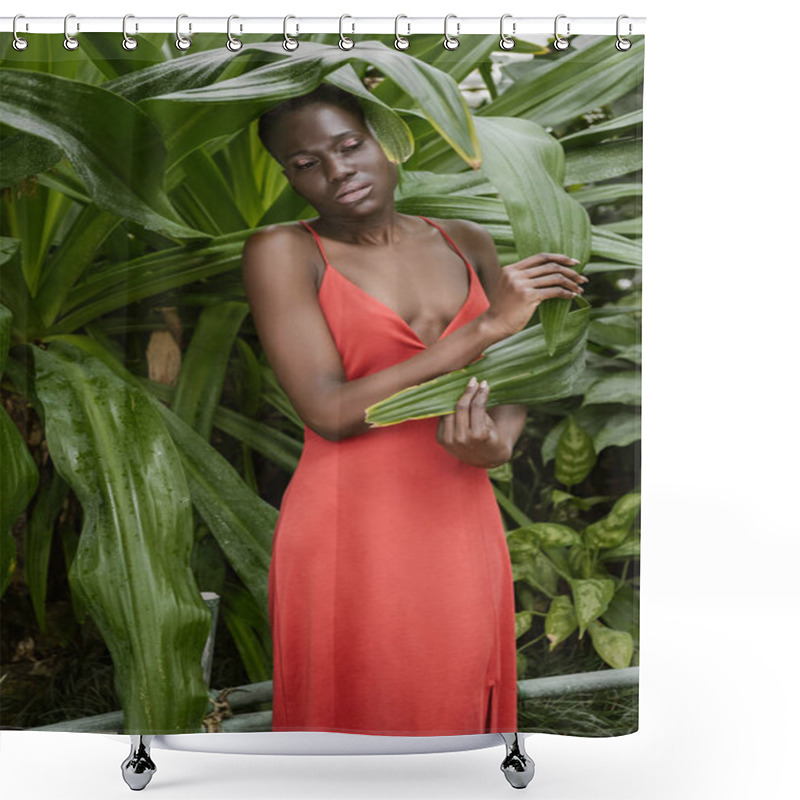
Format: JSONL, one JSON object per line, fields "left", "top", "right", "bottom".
{"left": 2, "top": 1, "right": 799, "bottom": 798}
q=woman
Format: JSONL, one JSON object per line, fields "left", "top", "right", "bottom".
{"left": 242, "top": 85, "right": 586, "bottom": 736}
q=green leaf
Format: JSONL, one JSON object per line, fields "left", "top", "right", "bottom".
{"left": 42, "top": 333, "right": 280, "bottom": 613}
{"left": 570, "top": 182, "right": 642, "bottom": 207}
{"left": 484, "top": 36, "right": 644, "bottom": 128}
{"left": 1, "top": 238, "right": 45, "bottom": 341}
{"left": 0, "top": 405, "right": 38, "bottom": 597}
{"left": 220, "top": 582, "right": 272, "bottom": 683}
{"left": 0, "top": 69, "right": 204, "bottom": 240}
{"left": 142, "top": 376, "right": 302, "bottom": 474}
{"left": 172, "top": 301, "right": 250, "bottom": 439}
{"left": 583, "top": 372, "right": 641, "bottom": 406}
{"left": 141, "top": 41, "right": 479, "bottom": 170}
{"left": 54, "top": 236, "right": 246, "bottom": 334}
{"left": 515, "top": 610, "right": 535, "bottom": 639}
{"left": 23, "top": 470, "right": 70, "bottom": 631}
{"left": 31, "top": 340, "right": 210, "bottom": 733}
{"left": 589, "top": 314, "right": 640, "bottom": 349}
{"left": 1, "top": 303, "right": 12, "bottom": 374}
{"left": 474, "top": 115, "right": 591, "bottom": 353}
{"left": 570, "top": 577, "right": 615, "bottom": 636}
{"left": 601, "top": 583, "right": 639, "bottom": 644}
{"left": 590, "top": 226, "right": 642, "bottom": 266}
{"left": 585, "top": 493, "right": 641, "bottom": 549}
{"left": 560, "top": 109, "right": 643, "bottom": 148}
{"left": 565, "top": 139, "right": 643, "bottom": 185}
{"left": 34, "top": 205, "right": 121, "bottom": 328}
{"left": 587, "top": 620, "right": 634, "bottom": 668}
{"left": 601, "top": 536, "right": 641, "bottom": 561}
{"left": 555, "top": 416, "right": 596, "bottom": 487}
{"left": 508, "top": 522, "right": 582, "bottom": 548}
{"left": 511, "top": 551, "right": 560, "bottom": 598}
{"left": 545, "top": 595, "right": 578, "bottom": 650}
{"left": 366, "top": 304, "right": 590, "bottom": 426}
{"left": 156, "top": 404, "right": 277, "bottom": 613}
{"left": 543, "top": 404, "right": 640, "bottom": 464}
{"left": 0, "top": 132, "right": 63, "bottom": 188}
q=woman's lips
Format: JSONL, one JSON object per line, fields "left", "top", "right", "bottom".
{"left": 335, "top": 183, "right": 372, "bottom": 204}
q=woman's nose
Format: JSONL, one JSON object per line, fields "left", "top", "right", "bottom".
{"left": 324, "top": 156, "right": 354, "bottom": 183}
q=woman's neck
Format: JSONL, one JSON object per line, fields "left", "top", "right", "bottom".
{"left": 313, "top": 206, "right": 410, "bottom": 246}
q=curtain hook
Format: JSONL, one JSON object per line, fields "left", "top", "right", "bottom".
{"left": 283, "top": 15, "right": 299, "bottom": 51}
{"left": 122, "top": 14, "right": 138, "bottom": 51}
{"left": 339, "top": 15, "right": 355, "bottom": 50}
{"left": 63, "top": 13, "right": 79, "bottom": 51}
{"left": 443, "top": 14, "right": 460, "bottom": 50}
{"left": 175, "top": 13, "right": 192, "bottom": 51}
{"left": 394, "top": 14, "right": 410, "bottom": 51}
{"left": 227, "top": 15, "right": 243, "bottom": 51}
{"left": 12, "top": 14, "right": 28, "bottom": 51}
{"left": 616, "top": 15, "right": 632, "bottom": 51}
{"left": 554, "top": 14, "right": 571, "bottom": 51}
{"left": 499, "top": 14, "right": 516, "bottom": 50}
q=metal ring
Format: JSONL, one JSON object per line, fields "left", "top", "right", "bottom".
{"left": 554, "top": 14, "right": 570, "bottom": 51}
{"left": 122, "top": 14, "right": 138, "bottom": 50}
{"left": 616, "top": 15, "right": 632, "bottom": 51}
{"left": 338, "top": 15, "right": 355, "bottom": 50}
{"left": 63, "top": 13, "right": 79, "bottom": 51}
{"left": 394, "top": 14, "right": 410, "bottom": 51}
{"left": 175, "top": 13, "right": 192, "bottom": 51}
{"left": 12, "top": 14, "right": 28, "bottom": 51}
{"left": 443, "top": 14, "right": 460, "bottom": 51}
{"left": 283, "top": 15, "right": 299, "bottom": 51}
{"left": 227, "top": 15, "right": 243, "bottom": 51}
{"left": 499, "top": 14, "right": 515, "bottom": 50}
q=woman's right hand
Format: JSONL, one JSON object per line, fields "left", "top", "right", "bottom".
{"left": 481, "top": 254, "right": 588, "bottom": 341}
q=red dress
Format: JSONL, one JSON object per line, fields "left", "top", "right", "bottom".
{"left": 268, "top": 216, "right": 518, "bottom": 735}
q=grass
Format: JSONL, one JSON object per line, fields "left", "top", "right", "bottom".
{"left": 516, "top": 635, "right": 638, "bottom": 737}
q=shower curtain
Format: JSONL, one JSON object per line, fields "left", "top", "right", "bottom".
{"left": 0, "top": 28, "right": 643, "bottom": 739}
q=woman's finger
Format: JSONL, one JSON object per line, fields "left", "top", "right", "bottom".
{"left": 470, "top": 380, "right": 490, "bottom": 439}
{"left": 454, "top": 377, "right": 479, "bottom": 443}
{"left": 437, "top": 411, "right": 455, "bottom": 446}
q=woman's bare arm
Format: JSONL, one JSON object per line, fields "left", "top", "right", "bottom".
{"left": 434, "top": 220, "right": 533, "bottom": 467}
{"left": 242, "top": 223, "right": 583, "bottom": 442}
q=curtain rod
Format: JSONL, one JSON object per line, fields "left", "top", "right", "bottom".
{"left": 1, "top": 15, "right": 646, "bottom": 36}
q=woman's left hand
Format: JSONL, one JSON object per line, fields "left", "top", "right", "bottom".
{"left": 436, "top": 377, "right": 512, "bottom": 468}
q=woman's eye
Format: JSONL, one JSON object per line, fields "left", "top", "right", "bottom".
{"left": 294, "top": 160, "right": 315, "bottom": 171}
{"left": 341, "top": 140, "right": 362, "bottom": 152}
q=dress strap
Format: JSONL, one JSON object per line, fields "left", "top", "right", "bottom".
{"left": 418, "top": 216, "right": 473, "bottom": 268}
{"left": 298, "top": 220, "right": 331, "bottom": 266}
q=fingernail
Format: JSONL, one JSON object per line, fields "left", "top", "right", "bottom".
{"left": 480, "top": 380, "right": 488, "bottom": 390}
{"left": 569, "top": 258, "right": 580, "bottom": 264}
{"left": 468, "top": 377, "right": 477, "bottom": 387}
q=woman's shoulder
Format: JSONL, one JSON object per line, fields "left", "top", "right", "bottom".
{"left": 423, "top": 217, "right": 497, "bottom": 277}
{"left": 244, "top": 221, "right": 313, "bottom": 254}
{"left": 242, "top": 222, "right": 324, "bottom": 286}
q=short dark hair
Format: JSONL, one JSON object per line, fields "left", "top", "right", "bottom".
{"left": 257, "top": 84, "right": 367, "bottom": 162}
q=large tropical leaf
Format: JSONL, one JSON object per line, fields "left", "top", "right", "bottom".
{"left": 171, "top": 301, "right": 250, "bottom": 439}
{"left": 0, "top": 304, "right": 39, "bottom": 597}
{"left": 52, "top": 234, "right": 247, "bottom": 334}
{"left": 484, "top": 36, "right": 645, "bottom": 128}
{"left": 0, "top": 69, "right": 204, "bottom": 240}
{"left": 156, "top": 404, "right": 277, "bottom": 613}
{"left": 366, "top": 304, "right": 590, "bottom": 426}
{"left": 474, "top": 116, "right": 591, "bottom": 353}
{"left": 31, "top": 340, "right": 210, "bottom": 733}
{"left": 140, "top": 40, "right": 479, "bottom": 170}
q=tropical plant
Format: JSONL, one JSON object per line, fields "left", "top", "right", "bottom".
{"left": 0, "top": 31, "right": 642, "bottom": 730}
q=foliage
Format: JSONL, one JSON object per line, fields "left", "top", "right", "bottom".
{"left": 0, "top": 31, "right": 641, "bottom": 728}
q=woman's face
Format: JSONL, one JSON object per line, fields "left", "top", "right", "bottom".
{"left": 269, "top": 102, "right": 397, "bottom": 219}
